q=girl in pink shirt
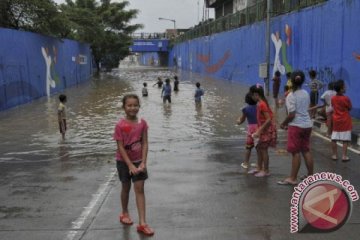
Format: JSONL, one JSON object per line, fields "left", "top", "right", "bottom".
{"left": 249, "top": 84, "right": 277, "bottom": 177}
{"left": 113, "top": 94, "right": 154, "bottom": 236}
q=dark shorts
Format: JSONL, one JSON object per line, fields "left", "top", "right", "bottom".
{"left": 310, "top": 91, "right": 319, "bottom": 106}
{"left": 59, "top": 120, "right": 67, "bottom": 133}
{"left": 116, "top": 161, "right": 148, "bottom": 183}
{"left": 287, "top": 126, "right": 312, "bottom": 153}
{"left": 163, "top": 95, "right": 171, "bottom": 103}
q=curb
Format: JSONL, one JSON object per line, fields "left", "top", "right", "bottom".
{"left": 313, "top": 119, "right": 360, "bottom": 146}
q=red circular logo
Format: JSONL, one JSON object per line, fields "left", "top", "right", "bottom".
{"left": 301, "top": 182, "right": 351, "bottom": 232}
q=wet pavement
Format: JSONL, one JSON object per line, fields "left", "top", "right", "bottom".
{"left": 0, "top": 67, "right": 359, "bottom": 240}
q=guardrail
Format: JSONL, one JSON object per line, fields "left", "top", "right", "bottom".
{"left": 176, "top": 0, "right": 327, "bottom": 42}
{"left": 130, "top": 32, "right": 167, "bottom": 39}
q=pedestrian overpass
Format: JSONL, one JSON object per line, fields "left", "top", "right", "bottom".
{"left": 129, "top": 39, "right": 169, "bottom": 53}
{"left": 128, "top": 34, "right": 171, "bottom": 66}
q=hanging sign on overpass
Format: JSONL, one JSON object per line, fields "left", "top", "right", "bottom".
{"left": 129, "top": 39, "right": 169, "bottom": 52}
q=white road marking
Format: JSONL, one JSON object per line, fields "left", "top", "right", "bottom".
{"left": 312, "top": 131, "right": 360, "bottom": 154}
{"left": 64, "top": 169, "right": 117, "bottom": 240}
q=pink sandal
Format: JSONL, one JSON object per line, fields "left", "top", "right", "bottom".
{"left": 137, "top": 224, "right": 154, "bottom": 236}
{"left": 119, "top": 213, "right": 133, "bottom": 225}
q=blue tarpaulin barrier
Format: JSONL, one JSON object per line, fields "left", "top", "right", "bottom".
{"left": 168, "top": 0, "right": 360, "bottom": 118}
{"left": 0, "top": 28, "right": 92, "bottom": 111}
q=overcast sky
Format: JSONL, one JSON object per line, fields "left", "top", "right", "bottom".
{"left": 53, "top": 0, "right": 214, "bottom": 33}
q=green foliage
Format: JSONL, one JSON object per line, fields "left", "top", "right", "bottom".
{"left": 0, "top": 0, "right": 142, "bottom": 71}
{"left": 0, "top": 0, "right": 68, "bottom": 36}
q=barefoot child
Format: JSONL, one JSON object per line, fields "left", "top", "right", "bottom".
{"left": 237, "top": 92, "right": 257, "bottom": 170}
{"left": 113, "top": 94, "right": 154, "bottom": 236}
{"left": 331, "top": 80, "right": 352, "bottom": 161}
{"left": 249, "top": 84, "right": 277, "bottom": 177}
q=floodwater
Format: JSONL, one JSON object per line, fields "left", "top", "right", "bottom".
{"left": 0, "top": 67, "right": 253, "bottom": 167}
{"left": 0, "top": 67, "right": 257, "bottom": 232}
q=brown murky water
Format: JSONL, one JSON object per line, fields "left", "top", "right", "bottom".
{"left": 0, "top": 67, "right": 252, "bottom": 165}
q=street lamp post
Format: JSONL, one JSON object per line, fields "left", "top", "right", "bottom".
{"left": 265, "top": 0, "right": 271, "bottom": 96}
{"left": 158, "top": 17, "right": 177, "bottom": 36}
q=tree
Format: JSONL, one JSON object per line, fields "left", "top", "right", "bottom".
{"left": 60, "top": 0, "right": 142, "bottom": 71}
{"left": 0, "top": 0, "right": 70, "bottom": 37}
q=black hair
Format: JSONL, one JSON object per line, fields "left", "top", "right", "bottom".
{"left": 245, "top": 92, "right": 257, "bottom": 105}
{"left": 274, "top": 71, "right": 281, "bottom": 77}
{"left": 143, "top": 82, "right": 147, "bottom": 87}
{"left": 165, "top": 78, "right": 170, "bottom": 83}
{"left": 174, "top": 75, "right": 178, "bottom": 80}
{"left": 59, "top": 94, "right": 67, "bottom": 103}
{"left": 286, "top": 72, "right": 292, "bottom": 78}
{"left": 291, "top": 70, "right": 305, "bottom": 91}
{"left": 249, "top": 84, "right": 269, "bottom": 107}
{"left": 284, "top": 85, "right": 290, "bottom": 91}
{"left": 309, "top": 70, "right": 317, "bottom": 78}
{"left": 328, "top": 81, "right": 334, "bottom": 90}
{"left": 122, "top": 94, "right": 140, "bottom": 107}
{"left": 333, "top": 79, "right": 345, "bottom": 93}
{"left": 196, "top": 82, "right": 200, "bottom": 88}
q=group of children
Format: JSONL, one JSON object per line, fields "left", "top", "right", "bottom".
{"left": 238, "top": 70, "right": 353, "bottom": 184}
{"left": 142, "top": 75, "right": 204, "bottom": 104}
{"left": 54, "top": 69, "right": 352, "bottom": 236}
{"left": 237, "top": 84, "right": 277, "bottom": 177}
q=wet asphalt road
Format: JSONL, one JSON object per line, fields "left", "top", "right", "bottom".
{"left": 0, "top": 67, "right": 359, "bottom": 240}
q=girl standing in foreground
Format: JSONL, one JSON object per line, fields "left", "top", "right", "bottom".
{"left": 113, "top": 94, "right": 154, "bottom": 236}
{"left": 331, "top": 80, "right": 352, "bottom": 161}
{"left": 237, "top": 92, "right": 257, "bottom": 170}
{"left": 249, "top": 85, "right": 277, "bottom": 177}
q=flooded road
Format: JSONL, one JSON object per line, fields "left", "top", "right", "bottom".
{"left": 1, "top": 67, "right": 358, "bottom": 240}
{"left": 0, "top": 67, "right": 254, "bottom": 237}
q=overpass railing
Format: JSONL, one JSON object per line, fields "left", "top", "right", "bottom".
{"left": 176, "top": 0, "right": 327, "bottom": 42}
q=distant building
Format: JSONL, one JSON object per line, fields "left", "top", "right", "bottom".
{"left": 233, "top": 0, "right": 257, "bottom": 12}
{"left": 206, "top": 0, "right": 233, "bottom": 19}
{"left": 206, "top": 0, "right": 257, "bottom": 19}
{"left": 166, "top": 29, "right": 188, "bottom": 38}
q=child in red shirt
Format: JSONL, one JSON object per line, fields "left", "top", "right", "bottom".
{"left": 331, "top": 80, "right": 352, "bottom": 161}
{"left": 249, "top": 84, "right": 277, "bottom": 177}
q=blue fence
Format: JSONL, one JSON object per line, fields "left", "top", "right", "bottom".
{"left": 169, "top": 0, "right": 360, "bottom": 118}
{"left": 0, "top": 28, "right": 92, "bottom": 111}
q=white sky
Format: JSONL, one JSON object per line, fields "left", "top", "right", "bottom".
{"left": 53, "top": 0, "right": 214, "bottom": 33}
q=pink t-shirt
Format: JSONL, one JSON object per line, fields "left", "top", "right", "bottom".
{"left": 113, "top": 118, "right": 148, "bottom": 162}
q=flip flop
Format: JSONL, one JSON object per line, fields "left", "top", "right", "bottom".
{"left": 331, "top": 155, "right": 338, "bottom": 161}
{"left": 342, "top": 157, "right": 350, "bottom": 162}
{"left": 241, "top": 162, "right": 249, "bottom": 169}
{"left": 137, "top": 224, "right": 154, "bottom": 236}
{"left": 248, "top": 169, "right": 259, "bottom": 174}
{"left": 119, "top": 213, "right": 133, "bottom": 225}
{"left": 277, "top": 179, "right": 298, "bottom": 186}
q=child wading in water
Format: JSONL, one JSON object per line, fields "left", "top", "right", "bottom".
{"left": 237, "top": 92, "right": 257, "bottom": 170}
{"left": 113, "top": 94, "right": 154, "bottom": 236}
{"left": 331, "top": 80, "right": 352, "bottom": 161}
{"left": 248, "top": 84, "right": 277, "bottom": 177}
{"left": 194, "top": 82, "right": 204, "bottom": 104}
{"left": 58, "top": 94, "right": 67, "bottom": 141}
{"left": 162, "top": 78, "right": 172, "bottom": 103}
{"left": 142, "top": 83, "right": 148, "bottom": 97}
